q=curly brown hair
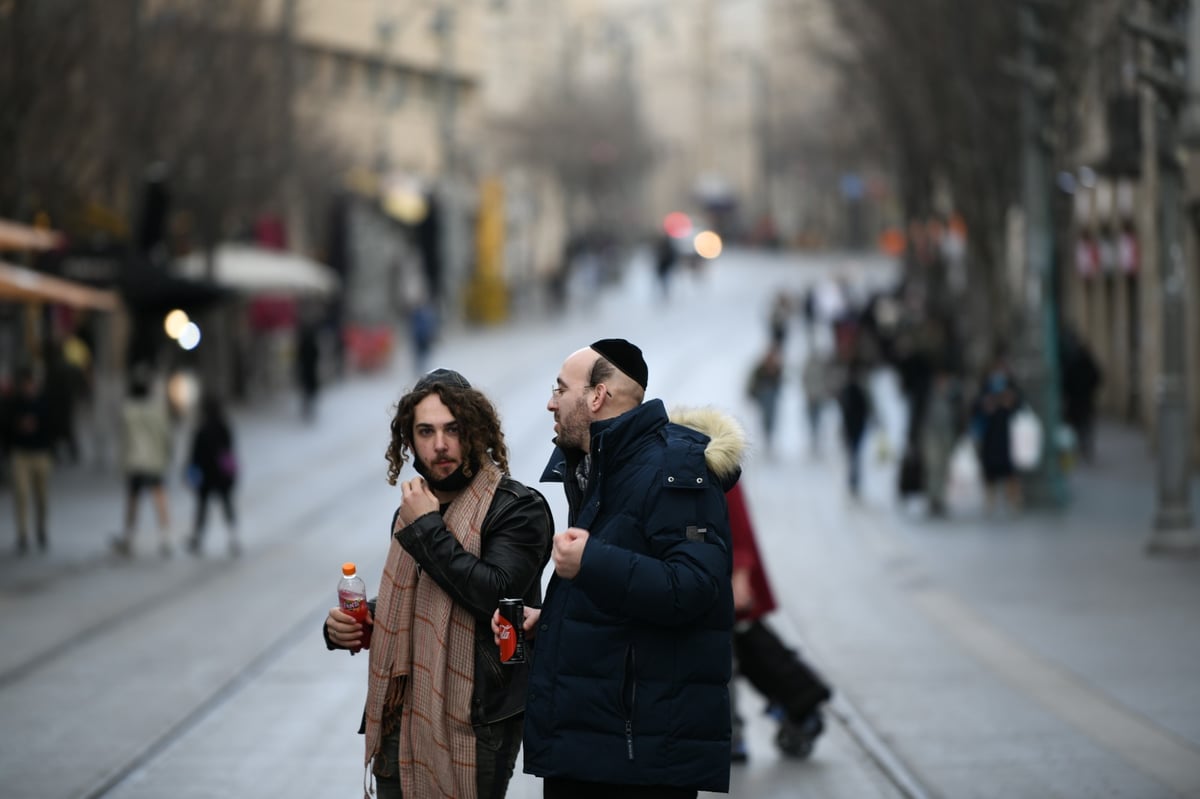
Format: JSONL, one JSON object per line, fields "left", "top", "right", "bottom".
{"left": 385, "top": 382, "right": 510, "bottom": 485}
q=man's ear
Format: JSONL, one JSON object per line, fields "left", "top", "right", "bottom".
{"left": 590, "top": 383, "right": 607, "bottom": 412}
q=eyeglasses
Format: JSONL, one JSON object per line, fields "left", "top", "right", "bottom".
{"left": 550, "top": 383, "right": 610, "bottom": 399}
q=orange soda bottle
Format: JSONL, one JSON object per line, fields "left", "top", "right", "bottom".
{"left": 337, "top": 562, "right": 372, "bottom": 653}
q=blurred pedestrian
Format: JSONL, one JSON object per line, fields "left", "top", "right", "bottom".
{"left": 324, "top": 368, "right": 553, "bottom": 799}
{"left": 409, "top": 298, "right": 438, "bottom": 376}
{"left": 112, "top": 365, "right": 174, "bottom": 557}
{"left": 970, "top": 351, "right": 1023, "bottom": 514}
{"left": 921, "top": 365, "right": 964, "bottom": 517}
{"left": 1060, "top": 327, "right": 1102, "bottom": 462}
{"left": 654, "top": 230, "right": 678, "bottom": 302}
{"left": 801, "top": 349, "right": 830, "bottom": 457}
{"left": 836, "top": 360, "right": 873, "bottom": 498}
{"left": 518, "top": 338, "right": 742, "bottom": 798}
{"left": 894, "top": 327, "right": 934, "bottom": 453}
{"left": 827, "top": 276, "right": 859, "bottom": 363}
{"left": 726, "top": 482, "right": 830, "bottom": 764}
{"left": 185, "top": 394, "right": 240, "bottom": 557}
{"left": 61, "top": 329, "right": 95, "bottom": 464}
{"left": 7, "top": 365, "right": 54, "bottom": 554}
{"left": 746, "top": 341, "right": 785, "bottom": 454}
{"left": 768, "top": 290, "right": 791, "bottom": 346}
{"left": 41, "top": 338, "right": 80, "bottom": 464}
{"left": 549, "top": 234, "right": 579, "bottom": 313}
{"left": 800, "top": 284, "right": 818, "bottom": 341}
{"left": 296, "top": 321, "right": 321, "bottom": 422}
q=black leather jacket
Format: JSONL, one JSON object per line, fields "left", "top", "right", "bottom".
{"left": 326, "top": 476, "right": 553, "bottom": 727}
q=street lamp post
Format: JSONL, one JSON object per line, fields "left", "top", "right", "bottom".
{"left": 1125, "top": 1, "right": 1198, "bottom": 552}
{"left": 1014, "top": 0, "right": 1068, "bottom": 508}
{"left": 749, "top": 57, "right": 772, "bottom": 242}
{"left": 431, "top": 5, "right": 467, "bottom": 321}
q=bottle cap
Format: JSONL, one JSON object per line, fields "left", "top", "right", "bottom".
{"left": 342, "top": 562, "right": 357, "bottom": 577}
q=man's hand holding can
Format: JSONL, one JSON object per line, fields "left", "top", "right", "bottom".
{"left": 492, "top": 604, "right": 542, "bottom": 659}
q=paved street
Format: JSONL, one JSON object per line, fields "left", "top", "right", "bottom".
{"left": 2, "top": 247, "right": 1200, "bottom": 799}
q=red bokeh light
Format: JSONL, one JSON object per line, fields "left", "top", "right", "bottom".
{"left": 662, "top": 211, "right": 692, "bottom": 238}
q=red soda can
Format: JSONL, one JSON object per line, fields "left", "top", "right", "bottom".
{"left": 497, "top": 598, "right": 526, "bottom": 665}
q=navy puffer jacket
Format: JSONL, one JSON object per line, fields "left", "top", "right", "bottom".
{"left": 524, "top": 400, "right": 744, "bottom": 793}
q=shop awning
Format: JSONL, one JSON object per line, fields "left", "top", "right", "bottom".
{"left": 0, "top": 260, "right": 119, "bottom": 310}
{"left": 174, "top": 244, "right": 340, "bottom": 297}
{"left": 0, "top": 219, "right": 65, "bottom": 252}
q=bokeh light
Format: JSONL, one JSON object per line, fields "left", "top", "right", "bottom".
{"left": 662, "top": 211, "right": 693, "bottom": 238}
{"left": 178, "top": 321, "right": 201, "bottom": 350}
{"left": 693, "top": 230, "right": 723, "bottom": 259}
{"left": 164, "top": 309, "right": 190, "bottom": 339}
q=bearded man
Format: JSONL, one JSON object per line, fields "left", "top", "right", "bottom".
{"left": 511, "top": 339, "right": 744, "bottom": 798}
{"left": 324, "top": 368, "right": 553, "bottom": 799}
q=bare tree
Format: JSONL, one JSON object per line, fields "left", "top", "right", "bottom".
{"left": 791, "top": 0, "right": 1104, "bottom": 356}
{"left": 0, "top": 0, "right": 125, "bottom": 227}
{"left": 0, "top": 0, "right": 348, "bottom": 256}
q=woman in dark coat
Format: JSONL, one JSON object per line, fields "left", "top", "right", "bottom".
{"left": 970, "top": 354, "right": 1023, "bottom": 513}
{"left": 836, "top": 361, "right": 872, "bottom": 498}
{"left": 186, "top": 394, "right": 240, "bottom": 556}
{"left": 1060, "top": 327, "right": 1102, "bottom": 462}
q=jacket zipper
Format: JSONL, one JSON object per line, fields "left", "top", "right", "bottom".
{"left": 623, "top": 645, "right": 636, "bottom": 760}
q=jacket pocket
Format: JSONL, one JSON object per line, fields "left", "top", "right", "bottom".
{"left": 482, "top": 643, "right": 504, "bottom": 686}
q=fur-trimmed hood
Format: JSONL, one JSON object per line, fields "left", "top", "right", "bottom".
{"left": 542, "top": 401, "right": 746, "bottom": 491}
{"left": 669, "top": 405, "right": 746, "bottom": 485}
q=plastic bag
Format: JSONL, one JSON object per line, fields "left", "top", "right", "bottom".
{"left": 1010, "top": 406, "right": 1043, "bottom": 470}
{"left": 875, "top": 428, "right": 893, "bottom": 463}
{"left": 949, "top": 436, "right": 980, "bottom": 488}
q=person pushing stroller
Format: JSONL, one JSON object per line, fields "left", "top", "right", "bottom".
{"left": 728, "top": 481, "right": 833, "bottom": 762}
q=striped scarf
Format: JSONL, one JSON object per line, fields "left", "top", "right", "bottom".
{"left": 363, "top": 460, "right": 502, "bottom": 799}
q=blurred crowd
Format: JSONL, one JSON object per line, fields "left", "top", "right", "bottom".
{"left": 744, "top": 272, "right": 1102, "bottom": 518}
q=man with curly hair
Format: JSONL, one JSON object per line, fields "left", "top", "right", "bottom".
{"left": 324, "top": 368, "right": 554, "bottom": 799}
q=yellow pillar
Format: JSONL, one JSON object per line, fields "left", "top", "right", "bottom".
{"left": 466, "top": 177, "right": 509, "bottom": 324}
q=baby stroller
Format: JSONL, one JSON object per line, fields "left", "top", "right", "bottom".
{"left": 733, "top": 618, "right": 833, "bottom": 758}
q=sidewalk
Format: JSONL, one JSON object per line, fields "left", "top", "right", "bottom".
{"left": 766, "top": 409, "right": 1200, "bottom": 799}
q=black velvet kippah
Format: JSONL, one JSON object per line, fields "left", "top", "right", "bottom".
{"left": 590, "top": 338, "right": 648, "bottom": 389}
{"left": 414, "top": 368, "right": 472, "bottom": 391}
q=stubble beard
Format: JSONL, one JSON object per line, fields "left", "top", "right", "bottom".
{"left": 413, "top": 455, "right": 474, "bottom": 492}
{"left": 557, "top": 397, "right": 591, "bottom": 452}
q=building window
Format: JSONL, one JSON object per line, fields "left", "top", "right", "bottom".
{"left": 333, "top": 54, "right": 352, "bottom": 93}
{"left": 390, "top": 69, "right": 408, "bottom": 109}
{"left": 299, "top": 50, "right": 321, "bottom": 88}
{"left": 367, "top": 61, "right": 382, "bottom": 95}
